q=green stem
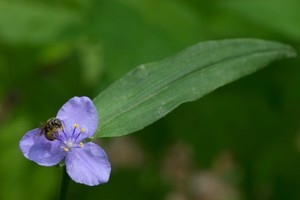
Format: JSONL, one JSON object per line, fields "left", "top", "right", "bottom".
{"left": 58, "top": 167, "right": 70, "bottom": 200}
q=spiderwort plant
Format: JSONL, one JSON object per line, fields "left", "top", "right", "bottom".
{"left": 19, "top": 96, "right": 111, "bottom": 186}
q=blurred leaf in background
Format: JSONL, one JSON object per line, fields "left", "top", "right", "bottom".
{"left": 1, "top": 0, "right": 300, "bottom": 200}
{"left": 0, "top": 1, "right": 80, "bottom": 44}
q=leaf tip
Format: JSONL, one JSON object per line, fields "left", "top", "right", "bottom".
{"left": 286, "top": 47, "right": 297, "bottom": 58}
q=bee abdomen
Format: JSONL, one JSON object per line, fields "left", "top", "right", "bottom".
{"left": 40, "top": 117, "right": 62, "bottom": 141}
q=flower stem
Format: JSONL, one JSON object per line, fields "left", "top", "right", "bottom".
{"left": 58, "top": 167, "right": 70, "bottom": 200}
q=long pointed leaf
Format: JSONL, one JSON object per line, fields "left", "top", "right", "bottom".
{"left": 93, "top": 38, "right": 296, "bottom": 137}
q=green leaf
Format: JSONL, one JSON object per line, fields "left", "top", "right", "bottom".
{"left": 93, "top": 38, "right": 296, "bottom": 138}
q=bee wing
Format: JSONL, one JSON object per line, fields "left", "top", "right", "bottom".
{"left": 38, "top": 128, "right": 45, "bottom": 135}
{"left": 38, "top": 122, "right": 47, "bottom": 135}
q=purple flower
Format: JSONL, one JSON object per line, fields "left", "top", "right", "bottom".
{"left": 19, "top": 96, "right": 111, "bottom": 186}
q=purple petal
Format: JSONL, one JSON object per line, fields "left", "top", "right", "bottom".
{"left": 19, "top": 128, "right": 66, "bottom": 166}
{"left": 65, "top": 142, "right": 111, "bottom": 186}
{"left": 56, "top": 96, "right": 98, "bottom": 140}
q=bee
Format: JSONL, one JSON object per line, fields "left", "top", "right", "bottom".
{"left": 40, "top": 117, "right": 63, "bottom": 141}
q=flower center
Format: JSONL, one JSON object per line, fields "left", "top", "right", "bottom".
{"left": 62, "top": 123, "right": 85, "bottom": 152}
{"left": 66, "top": 141, "right": 73, "bottom": 148}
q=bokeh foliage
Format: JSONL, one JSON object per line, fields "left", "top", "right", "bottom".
{"left": 0, "top": 0, "right": 300, "bottom": 200}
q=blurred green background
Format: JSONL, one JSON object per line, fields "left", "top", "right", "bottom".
{"left": 1, "top": 0, "right": 300, "bottom": 199}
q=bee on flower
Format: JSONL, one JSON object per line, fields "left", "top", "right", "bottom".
{"left": 19, "top": 96, "right": 111, "bottom": 186}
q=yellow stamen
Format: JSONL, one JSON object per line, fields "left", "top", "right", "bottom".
{"left": 74, "top": 124, "right": 79, "bottom": 128}
{"left": 79, "top": 142, "right": 84, "bottom": 148}
{"left": 81, "top": 128, "right": 85, "bottom": 132}
{"left": 64, "top": 147, "right": 69, "bottom": 152}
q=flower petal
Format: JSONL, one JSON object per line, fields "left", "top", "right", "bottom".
{"left": 65, "top": 142, "right": 111, "bottom": 186}
{"left": 56, "top": 96, "right": 98, "bottom": 140}
{"left": 19, "top": 128, "right": 66, "bottom": 166}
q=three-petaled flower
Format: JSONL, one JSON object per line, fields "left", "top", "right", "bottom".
{"left": 19, "top": 96, "right": 111, "bottom": 186}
